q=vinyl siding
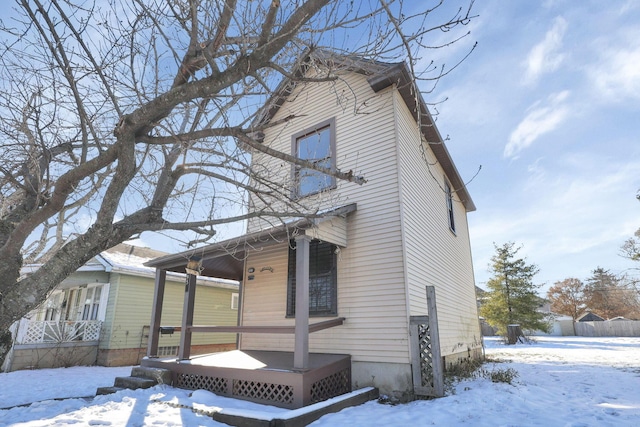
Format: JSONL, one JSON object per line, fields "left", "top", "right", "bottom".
{"left": 310, "top": 216, "right": 348, "bottom": 247}
{"left": 239, "top": 243, "right": 292, "bottom": 349}
{"left": 57, "top": 271, "right": 110, "bottom": 288}
{"left": 102, "top": 273, "right": 238, "bottom": 350}
{"left": 242, "top": 72, "right": 410, "bottom": 364}
{"left": 99, "top": 272, "right": 121, "bottom": 349}
{"left": 392, "top": 89, "right": 482, "bottom": 356}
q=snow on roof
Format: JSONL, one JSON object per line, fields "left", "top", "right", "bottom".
{"left": 22, "top": 243, "right": 238, "bottom": 289}
{"left": 100, "top": 243, "right": 165, "bottom": 271}
{"left": 100, "top": 243, "right": 238, "bottom": 288}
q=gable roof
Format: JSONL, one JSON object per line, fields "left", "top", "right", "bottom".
{"left": 576, "top": 311, "right": 605, "bottom": 322}
{"left": 254, "top": 51, "right": 475, "bottom": 212}
{"left": 97, "top": 243, "right": 170, "bottom": 275}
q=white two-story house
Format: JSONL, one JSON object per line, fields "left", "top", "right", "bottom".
{"left": 142, "top": 52, "right": 482, "bottom": 409}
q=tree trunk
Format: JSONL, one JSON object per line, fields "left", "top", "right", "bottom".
{"left": 0, "top": 329, "right": 12, "bottom": 370}
{"left": 506, "top": 324, "right": 523, "bottom": 345}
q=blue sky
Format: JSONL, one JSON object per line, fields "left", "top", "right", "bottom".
{"left": 430, "top": 0, "right": 640, "bottom": 290}
{"left": 4, "top": 1, "right": 636, "bottom": 294}
{"left": 134, "top": 0, "right": 639, "bottom": 293}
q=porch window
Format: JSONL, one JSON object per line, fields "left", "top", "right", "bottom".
{"left": 445, "top": 180, "right": 456, "bottom": 233}
{"left": 292, "top": 118, "right": 336, "bottom": 197}
{"left": 44, "top": 292, "right": 63, "bottom": 321}
{"left": 82, "top": 286, "right": 102, "bottom": 320}
{"left": 36, "top": 283, "right": 108, "bottom": 322}
{"left": 287, "top": 239, "right": 337, "bottom": 317}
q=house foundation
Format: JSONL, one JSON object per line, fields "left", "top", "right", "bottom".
{"left": 7, "top": 341, "right": 98, "bottom": 372}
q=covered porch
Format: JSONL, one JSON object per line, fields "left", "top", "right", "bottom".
{"left": 142, "top": 349, "right": 351, "bottom": 409}
{"left": 142, "top": 204, "right": 357, "bottom": 409}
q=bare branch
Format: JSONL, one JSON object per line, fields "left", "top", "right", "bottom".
{"left": 0, "top": 0, "right": 478, "bottom": 340}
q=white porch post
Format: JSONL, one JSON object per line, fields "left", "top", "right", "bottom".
{"left": 294, "top": 234, "right": 311, "bottom": 370}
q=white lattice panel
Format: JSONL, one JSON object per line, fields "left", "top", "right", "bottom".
{"left": 19, "top": 320, "right": 102, "bottom": 343}
{"left": 22, "top": 322, "right": 45, "bottom": 344}
{"left": 82, "top": 321, "right": 102, "bottom": 341}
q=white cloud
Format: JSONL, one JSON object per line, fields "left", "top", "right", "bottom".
{"left": 504, "top": 90, "right": 570, "bottom": 158}
{"left": 470, "top": 156, "right": 640, "bottom": 287}
{"left": 590, "top": 42, "right": 640, "bottom": 102}
{"left": 523, "top": 16, "right": 568, "bottom": 84}
{"left": 619, "top": 0, "right": 640, "bottom": 14}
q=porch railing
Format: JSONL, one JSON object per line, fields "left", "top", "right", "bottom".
{"left": 16, "top": 319, "right": 102, "bottom": 344}
{"left": 148, "top": 317, "right": 346, "bottom": 360}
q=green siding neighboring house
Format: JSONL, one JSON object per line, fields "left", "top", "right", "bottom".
{"left": 2, "top": 244, "right": 238, "bottom": 372}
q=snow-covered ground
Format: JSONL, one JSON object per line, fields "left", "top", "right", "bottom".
{"left": 1, "top": 336, "right": 638, "bottom": 426}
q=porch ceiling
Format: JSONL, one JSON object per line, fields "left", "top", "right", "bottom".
{"left": 144, "top": 203, "right": 357, "bottom": 281}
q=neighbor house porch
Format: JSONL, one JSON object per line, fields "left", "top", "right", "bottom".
{"left": 3, "top": 319, "right": 102, "bottom": 372}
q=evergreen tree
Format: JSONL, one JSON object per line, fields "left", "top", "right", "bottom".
{"left": 480, "top": 242, "right": 549, "bottom": 336}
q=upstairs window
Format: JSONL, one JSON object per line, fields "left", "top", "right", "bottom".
{"left": 445, "top": 180, "right": 456, "bottom": 233}
{"left": 292, "top": 118, "right": 336, "bottom": 197}
{"left": 287, "top": 239, "right": 338, "bottom": 317}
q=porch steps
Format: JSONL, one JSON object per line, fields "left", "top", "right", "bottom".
{"left": 95, "top": 386, "right": 125, "bottom": 395}
{"left": 96, "top": 366, "right": 172, "bottom": 396}
{"left": 131, "top": 366, "right": 173, "bottom": 384}
{"left": 114, "top": 376, "right": 157, "bottom": 389}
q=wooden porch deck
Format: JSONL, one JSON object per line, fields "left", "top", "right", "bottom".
{"left": 141, "top": 350, "right": 351, "bottom": 409}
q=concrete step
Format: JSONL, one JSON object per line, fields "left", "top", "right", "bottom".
{"left": 130, "top": 366, "right": 172, "bottom": 385}
{"left": 96, "top": 386, "right": 125, "bottom": 395}
{"left": 114, "top": 376, "right": 157, "bottom": 390}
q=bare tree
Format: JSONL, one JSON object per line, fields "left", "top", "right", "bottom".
{"left": 621, "top": 228, "right": 640, "bottom": 262}
{"left": 547, "top": 278, "right": 587, "bottom": 321}
{"left": 0, "top": 0, "right": 476, "bottom": 357}
{"left": 584, "top": 267, "right": 640, "bottom": 320}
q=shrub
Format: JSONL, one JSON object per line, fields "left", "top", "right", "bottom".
{"left": 444, "top": 357, "right": 519, "bottom": 394}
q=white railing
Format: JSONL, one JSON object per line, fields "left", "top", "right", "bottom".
{"left": 16, "top": 320, "right": 102, "bottom": 344}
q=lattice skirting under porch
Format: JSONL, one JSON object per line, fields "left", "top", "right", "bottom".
{"left": 174, "top": 367, "right": 351, "bottom": 408}
{"left": 310, "top": 368, "right": 350, "bottom": 402}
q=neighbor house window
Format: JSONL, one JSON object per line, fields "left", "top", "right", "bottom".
{"left": 231, "top": 293, "right": 239, "bottom": 310}
{"left": 82, "top": 285, "right": 102, "bottom": 321}
{"left": 292, "top": 118, "right": 336, "bottom": 197}
{"left": 36, "top": 283, "right": 108, "bottom": 322}
{"left": 445, "top": 180, "right": 456, "bottom": 233}
{"left": 287, "top": 239, "right": 337, "bottom": 317}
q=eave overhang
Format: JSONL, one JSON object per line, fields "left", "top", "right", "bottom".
{"left": 144, "top": 203, "right": 357, "bottom": 280}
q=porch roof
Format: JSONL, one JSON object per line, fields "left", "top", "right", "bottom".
{"left": 144, "top": 203, "right": 357, "bottom": 281}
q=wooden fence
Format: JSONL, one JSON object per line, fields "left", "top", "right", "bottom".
{"left": 574, "top": 320, "right": 640, "bottom": 337}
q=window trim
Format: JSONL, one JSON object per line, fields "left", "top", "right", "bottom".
{"left": 286, "top": 239, "right": 338, "bottom": 317}
{"left": 231, "top": 293, "right": 239, "bottom": 310}
{"left": 291, "top": 117, "right": 337, "bottom": 198}
{"left": 445, "top": 180, "right": 456, "bottom": 234}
